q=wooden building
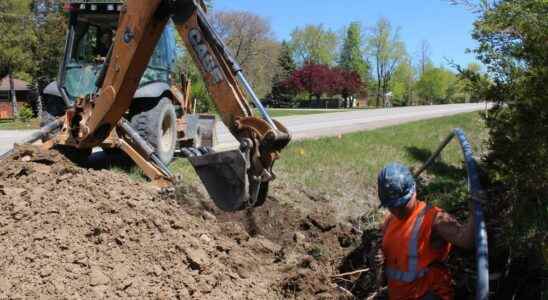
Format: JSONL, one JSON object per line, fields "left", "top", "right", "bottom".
{"left": 0, "top": 76, "right": 34, "bottom": 119}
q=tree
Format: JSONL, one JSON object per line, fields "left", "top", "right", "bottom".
{"left": 287, "top": 64, "right": 362, "bottom": 101}
{"left": 457, "top": 62, "right": 489, "bottom": 102}
{"left": 31, "top": 4, "right": 66, "bottom": 92}
{"left": 367, "top": 17, "right": 406, "bottom": 107}
{"left": 390, "top": 56, "right": 416, "bottom": 106}
{"left": 289, "top": 24, "right": 338, "bottom": 66}
{"left": 0, "top": 0, "right": 36, "bottom": 117}
{"left": 271, "top": 41, "right": 297, "bottom": 101}
{"left": 276, "top": 41, "right": 297, "bottom": 81}
{"left": 32, "top": 0, "right": 62, "bottom": 25}
{"left": 339, "top": 22, "right": 368, "bottom": 80}
{"left": 289, "top": 63, "right": 333, "bottom": 100}
{"left": 211, "top": 10, "right": 280, "bottom": 98}
{"left": 415, "top": 65, "right": 460, "bottom": 104}
{"left": 464, "top": 0, "right": 547, "bottom": 269}
{"left": 332, "top": 68, "right": 362, "bottom": 100}
{"left": 417, "top": 40, "right": 431, "bottom": 76}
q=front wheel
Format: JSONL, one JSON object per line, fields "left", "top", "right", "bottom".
{"left": 130, "top": 97, "right": 177, "bottom": 165}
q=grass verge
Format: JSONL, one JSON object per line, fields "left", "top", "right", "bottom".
{"left": 0, "top": 119, "right": 40, "bottom": 130}
{"left": 170, "top": 111, "right": 487, "bottom": 219}
{"left": 275, "top": 112, "right": 487, "bottom": 218}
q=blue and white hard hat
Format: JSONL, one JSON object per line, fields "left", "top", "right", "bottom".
{"left": 377, "top": 162, "right": 416, "bottom": 208}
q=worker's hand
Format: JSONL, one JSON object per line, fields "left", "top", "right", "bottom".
{"left": 374, "top": 246, "right": 386, "bottom": 287}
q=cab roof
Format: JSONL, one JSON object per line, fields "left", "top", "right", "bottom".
{"left": 66, "top": 1, "right": 123, "bottom": 13}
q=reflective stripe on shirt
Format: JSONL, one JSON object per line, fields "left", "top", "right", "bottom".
{"left": 385, "top": 204, "right": 430, "bottom": 283}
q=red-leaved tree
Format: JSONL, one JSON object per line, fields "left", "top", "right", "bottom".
{"left": 331, "top": 68, "right": 362, "bottom": 99}
{"left": 289, "top": 63, "right": 333, "bottom": 100}
{"left": 287, "top": 63, "right": 363, "bottom": 100}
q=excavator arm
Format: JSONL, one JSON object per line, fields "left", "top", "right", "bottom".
{"left": 52, "top": 0, "right": 290, "bottom": 211}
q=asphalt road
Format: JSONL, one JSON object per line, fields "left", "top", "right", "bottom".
{"left": 0, "top": 103, "right": 489, "bottom": 155}
{"left": 215, "top": 103, "right": 489, "bottom": 150}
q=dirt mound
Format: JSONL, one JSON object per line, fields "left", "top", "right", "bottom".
{"left": 0, "top": 146, "right": 284, "bottom": 299}
{"left": 0, "top": 145, "right": 372, "bottom": 299}
{"left": 181, "top": 187, "right": 369, "bottom": 298}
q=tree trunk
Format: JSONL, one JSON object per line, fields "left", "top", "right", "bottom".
{"left": 376, "top": 80, "right": 381, "bottom": 107}
{"left": 8, "top": 72, "right": 18, "bottom": 119}
{"left": 381, "top": 80, "right": 388, "bottom": 107}
{"left": 37, "top": 94, "right": 43, "bottom": 117}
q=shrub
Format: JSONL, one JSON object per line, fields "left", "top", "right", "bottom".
{"left": 17, "top": 104, "right": 34, "bottom": 122}
{"left": 464, "top": 0, "right": 547, "bottom": 297}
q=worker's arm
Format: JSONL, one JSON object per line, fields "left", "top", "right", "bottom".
{"left": 432, "top": 204, "right": 475, "bottom": 250}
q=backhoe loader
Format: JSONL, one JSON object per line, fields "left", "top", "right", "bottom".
{"left": 27, "top": 0, "right": 291, "bottom": 212}
{"left": 41, "top": 3, "right": 212, "bottom": 165}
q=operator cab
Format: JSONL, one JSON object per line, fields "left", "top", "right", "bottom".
{"left": 61, "top": 1, "right": 175, "bottom": 101}
{"left": 41, "top": 1, "right": 183, "bottom": 166}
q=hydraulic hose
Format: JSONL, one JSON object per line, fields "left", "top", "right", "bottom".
{"left": 414, "top": 128, "right": 489, "bottom": 300}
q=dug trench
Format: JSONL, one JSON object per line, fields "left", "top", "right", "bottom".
{"left": 0, "top": 145, "right": 384, "bottom": 299}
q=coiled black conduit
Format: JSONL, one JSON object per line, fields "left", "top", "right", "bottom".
{"left": 414, "top": 128, "right": 489, "bottom": 300}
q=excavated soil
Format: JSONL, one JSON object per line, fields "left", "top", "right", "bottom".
{"left": 0, "top": 145, "right": 381, "bottom": 299}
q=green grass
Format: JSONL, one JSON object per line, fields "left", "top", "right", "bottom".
{"left": 0, "top": 119, "right": 40, "bottom": 130}
{"left": 274, "top": 112, "right": 488, "bottom": 217}
{"left": 169, "top": 112, "right": 488, "bottom": 219}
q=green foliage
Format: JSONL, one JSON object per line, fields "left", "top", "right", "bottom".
{"left": 289, "top": 24, "right": 338, "bottom": 66}
{"left": 191, "top": 78, "right": 215, "bottom": 113}
{"left": 367, "top": 17, "right": 406, "bottom": 107}
{"left": 457, "top": 63, "right": 491, "bottom": 103}
{"left": 339, "top": 22, "right": 369, "bottom": 81}
{"left": 16, "top": 104, "right": 34, "bottom": 121}
{"left": 271, "top": 41, "right": 297, "bottom": 101}
{"left": 178, "top": 51, "right": 216, "bottom": 113}
{"left": 415, "top": 65, "right": 462, "bottom": 104}
{"left": 467, "top": 0, "right": 547, "bottom": 254}
{"left": 390, "top": 56, "right": 415, "bottom": 106}
{"left": 32, "top": 10, "right": 66, "bottom": 89}
{"left": 0, "top": 0, "right": 36, "bottom": 78}
{"left": 0, "top": 0, "right": 66, "bottom": 92}
{"left": 276, "top": 41, "right": 296, "bottom": 81}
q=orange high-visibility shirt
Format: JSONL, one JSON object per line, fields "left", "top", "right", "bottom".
{"left": 382, "top": 201, "right": 453, "bottom": 300}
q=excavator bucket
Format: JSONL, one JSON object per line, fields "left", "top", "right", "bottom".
{"left": 186, "top": 149, "right": 254, "bottom": 212}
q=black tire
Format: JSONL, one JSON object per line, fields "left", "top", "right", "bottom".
{"left": 130, "top": 97, "right": 177, "bottom": 165}
{"left": 40, "top": 95, "right": 66, "bottom": 141}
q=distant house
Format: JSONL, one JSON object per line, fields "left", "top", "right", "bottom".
{"left": 356, "top": 96, "right": 368, "bottom": 108}
{"left": 0, "top": 76, "right": 34, "bottom": 119}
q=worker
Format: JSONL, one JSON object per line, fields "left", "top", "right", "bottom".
{"left": 377, "top": 162, "right": 476, "bottom": 300}
{"left": 97, "top": 31, "right": 114, "bottom": 58}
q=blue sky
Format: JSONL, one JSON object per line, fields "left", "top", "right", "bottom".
{"left": 214, "top": 0, "right": 480, "bottom": 68}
